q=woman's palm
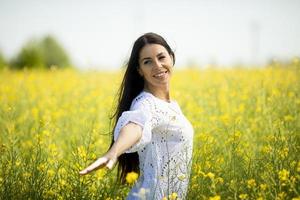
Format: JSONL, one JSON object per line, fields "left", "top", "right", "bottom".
{"left": 79, "top": 152, "right": 117, "bottom": 175}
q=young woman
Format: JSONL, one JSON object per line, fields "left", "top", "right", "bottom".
{"left": 79, "top": 32, "right": 194, "bottom": 200}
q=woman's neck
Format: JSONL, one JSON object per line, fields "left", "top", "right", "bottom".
{"left": 144, "top": 84, "right": 170, "bottom": 102}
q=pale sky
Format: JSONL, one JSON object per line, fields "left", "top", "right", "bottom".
{"left": 0, "top": 0, "right": 299, "bottom": 69}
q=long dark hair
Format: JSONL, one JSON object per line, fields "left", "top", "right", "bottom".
{"left": 110, "top": 32, "right": 175, "bottom": 183}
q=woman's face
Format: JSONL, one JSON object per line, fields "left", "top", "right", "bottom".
{"left": 138, "top": 44, "right": 174, "bottom": 90}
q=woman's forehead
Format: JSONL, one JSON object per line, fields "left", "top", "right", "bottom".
{"left": 140, "top": 44, "right": 168, "bottom": 57}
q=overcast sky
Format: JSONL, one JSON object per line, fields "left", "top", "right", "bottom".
{"left": 0, "top": 0, "right": 299, "bottom": 69}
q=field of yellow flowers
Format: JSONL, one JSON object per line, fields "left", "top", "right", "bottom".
{"left": 0, "top": 63, "right": 299, "bottom": 200}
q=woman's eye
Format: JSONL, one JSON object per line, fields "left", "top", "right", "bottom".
{"left": 144, "top": 60, "right": 151, "bottom": 65}
{"left": 159, "top": 56, "right": 165, "bottom": 60}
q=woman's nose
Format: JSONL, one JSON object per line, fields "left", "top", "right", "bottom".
{"left": 153, "top": 59, "right": 162, "bottom": 68}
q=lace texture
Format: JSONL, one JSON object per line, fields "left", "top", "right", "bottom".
{"left": 114, "top": 91, "right": 194, "bottom": 200}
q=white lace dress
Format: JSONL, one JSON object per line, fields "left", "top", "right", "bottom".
{"left": 113, "top": 91, "right": 194, "bottom": 200}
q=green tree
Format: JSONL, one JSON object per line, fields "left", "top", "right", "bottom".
{"left": 40, "top": 35, "right": 71, "bottom": 68}
{"left": 0, "top": 50, "right": 6, "bottom": 70}
{"left": 10, "top": 39, "right": 44, "bottom": 69}
{"left": 10, "top": 35, "right": 72, "bottom": 69}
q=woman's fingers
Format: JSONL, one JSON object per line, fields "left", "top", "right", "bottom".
{"left": 106, "top": 158, "right": 116, "bottom": 170}
{"left": 79, "top": 157, "right": 108, "bottom": 175}
{"left": 79, "top": 149, "right": 118, "bottom": 175}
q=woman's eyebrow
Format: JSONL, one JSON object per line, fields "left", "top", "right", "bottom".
{"left": 156, "top": 52, "right": 164, "bottom": 57}
{"left": 140, "top": 52, "right": 165, "bottom": 62}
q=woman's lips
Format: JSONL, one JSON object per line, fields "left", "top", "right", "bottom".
{"left": 153, "top": 71, "right": 167, "bottom": 78}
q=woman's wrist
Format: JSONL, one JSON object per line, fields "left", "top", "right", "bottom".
{"left": 108, "top": 145, "right": 119, "bottom": 158}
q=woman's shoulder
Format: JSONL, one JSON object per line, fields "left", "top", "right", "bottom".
{"left": 130, "top": 91, "right": 155, "bottom": 110}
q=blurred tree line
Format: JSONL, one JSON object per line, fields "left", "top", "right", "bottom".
{"left": 0, "top": 35, "right": 72, "bottom": 70}
{"left": 0, "top": 51, "right": 6, "bottom": 70}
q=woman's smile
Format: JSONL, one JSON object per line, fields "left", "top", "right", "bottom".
{"left": 153, "top": 70, "right": 168, "bottom": 79}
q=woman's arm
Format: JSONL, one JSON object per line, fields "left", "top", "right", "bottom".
{"left": 79, "top": 122, "right": 142, "bottom": 175}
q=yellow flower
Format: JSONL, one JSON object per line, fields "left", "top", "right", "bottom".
{"left": 37, "top": 163, "right": 46, "bottom": 172}
{"left": 206, "top": 172, "right": 215, "bottom": 179}
{"left": 48, "top": 143, "right": 58, "bottom": 156}
{"left": 77, "top": 146, "right": 87, "bottom": 160}
{"left": 59, "top": 179, "right": 66, "bottom": 187}
{"left": 58, "top": 167, "right": 67, "bottom": 176}
{"left": 261, "top": 145, "right": 272, "bottom": 154}
{"left": 278, "top": 192, "right": 286, "bottom": 199}
{"left": 96, "top": 170, "right": 105, "bottom": 180}
{"left": 247, "top": 179, "right": 256, "bottom": 188}
{"left": 239, "top": 194, "right": 248, "bottom": 200}
{"left": 216, "top": 177, "right": 224, "bottom": 184}
{"left": 220, "top": 114, "right": 230, "bottom": 125}
{"left": 278, "top": 169, "right": 289, "bottom": 182}
{"left": 47, "top": 169, "right": 55, "bottom": 178}
{"left": 15, "top": 160, "right": 21, "bottom": 167}
{"left": 209, "top": 195, "right": 221, "bottom": 200}
{"left": 126, "top": 171, "right": 138, "bottom": 184}
{"left": 260, "top": 184, "right": 267, "bottom": 191}
{"left": 279, "top": 147, "right": 289, "bottom": 159}
{"left": 169, "top": 192, "right": 178, "bottom": 200}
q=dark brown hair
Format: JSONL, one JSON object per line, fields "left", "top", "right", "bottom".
{"left": 110, "top": 32, "right": 175, "bottom": 183}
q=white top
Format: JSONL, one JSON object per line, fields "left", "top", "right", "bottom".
{"left": 113, "top": 91, "right": 194, "bottom": 200}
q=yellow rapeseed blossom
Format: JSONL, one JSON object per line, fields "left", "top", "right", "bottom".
{"left": 278, "top": 192, "right": 286, "bottom": 199}
{"left": 126, "top": 171, "right": 138, "bottom": 184}
{"left": 247, "top": 179, "right": 256, "bottom": 188}
{"left": 59, "top": 179, "right": 66, "bottom": 187}
{"left": 260, "top": 184, "right": 267, "bottom": 191}
{"left": 77, "top": 146, "right": 87, "bottom": 160}
{"left": 261, "top": 145, "right": 272, "bottom": 154}
{"left": 278, "top": 169, "right": 289, "bottom": 182}
{"left": 209, "top": 195, "right": 221, "bottom": 200}
{"left": 169, "top": 192, "right": 178, "bottom": 200}
{"left": 37, "top": 163, "right": 46, "bottom": 172}
{"left": 206, "top": 172, "right": 215, "bottom": 179}
{"left": 239, "top": 194, "right": 248, "bottom": 200}
{"left": 279, "top": 147, "right": 289, "bottom": 159}
{"left": 216, "top": 177, "right": 224, "bottom": 185}
{"left": 48, "top": 143, "right": 58, "bottom": 156}
{"left": 15, "top": 160, "right": 21, "bottom": 167}
{"left": 1, "top": 67, "right": 299, "bottom": 199}
{"left": 47, "top": 169, "right": 55, "bottom": 178}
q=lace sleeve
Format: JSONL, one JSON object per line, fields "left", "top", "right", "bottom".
{"left": 113, "top": 96, "right": 153, "bottom": 153}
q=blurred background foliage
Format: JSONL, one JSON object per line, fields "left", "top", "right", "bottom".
{"left": 0, "top": 51, "right": 6, "bottom": 70}
{"left": 1, "top": 35, "right": 72, "bottom": 70}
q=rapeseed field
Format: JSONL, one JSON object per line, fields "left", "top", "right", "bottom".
{"left": 0, "top": 63, "right": 299, "bottom": 199}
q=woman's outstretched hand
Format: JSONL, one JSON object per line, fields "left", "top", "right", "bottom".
{"left": 79, "top": 150, "right": 117, "bottom": 175}
{"left": 79, "top": 122, "right": 143, "bottom": 175}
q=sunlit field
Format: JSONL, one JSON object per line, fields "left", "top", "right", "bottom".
{"left": 0, "top": 63, "right": 299, "bottom": 200}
